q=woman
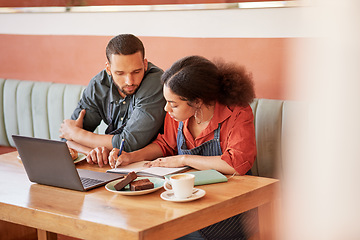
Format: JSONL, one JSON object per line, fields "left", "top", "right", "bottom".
{"left": 108, "top": 55, "right": 258, "bottom": 239}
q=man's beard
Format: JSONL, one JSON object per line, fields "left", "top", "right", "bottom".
{"left": 116, "top": 83, "right": 138, "bottom": 96}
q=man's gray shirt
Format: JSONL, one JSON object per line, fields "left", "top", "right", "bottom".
{"left": 71, "top": 62, "right": 166, "bottom": 151}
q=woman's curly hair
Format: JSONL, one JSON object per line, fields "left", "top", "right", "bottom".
{"left": 161, "top": 55, "right": 255, "bottom": 107}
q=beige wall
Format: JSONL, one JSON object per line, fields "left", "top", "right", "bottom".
{"left": 0, "top": 4, "right": 304, "bottom": 100}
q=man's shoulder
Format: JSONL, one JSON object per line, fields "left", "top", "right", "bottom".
{"left": 140, "top": 62, "right": 163, "bottom": 88}
{"left": 144, "top": 62, "right": 163, "bottom": 81}
{"left": 82, "top": 69, "right": 111, "bottom": 98}
{"left": 134, "top": 62, "right": 164, "bottom": 98}
{"left": 147, "top": 62, "right": 163, "bottom": 74}
{"left": 89, "top": 69, "right": 111, "bottom": 87}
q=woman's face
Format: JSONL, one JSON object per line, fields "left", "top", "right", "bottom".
{"left": 163, "top": 85, "right": 196, "bottom": 122}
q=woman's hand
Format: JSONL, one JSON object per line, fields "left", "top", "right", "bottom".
{"left": 145, "top": 155, "right": 186, "bottom": 168}
{"left": 86, "top": 146, "right": 110, "bottom": 167}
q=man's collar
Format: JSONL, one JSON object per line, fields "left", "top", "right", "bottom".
{"left": 109, "top": 76, "right": 123, "bottom": 103}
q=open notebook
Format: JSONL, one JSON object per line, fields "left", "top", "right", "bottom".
{"left": 106, "top": 161, "right": 189, "bottom": 178}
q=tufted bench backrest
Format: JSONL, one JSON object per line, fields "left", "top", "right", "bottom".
{"left": 250, "top": 98, "right": 306, "bottom": 179}
{"left": 0, "top": 79, "right": 107, "bottom": 148}
{"left": 1, "top": 79, "right": 304, "bottom": 179}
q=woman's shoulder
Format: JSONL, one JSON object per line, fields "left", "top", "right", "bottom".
{"left": 228, "top": 104, "right": 253, "bottom": 112}
{"left": 219, "top": 104, "right": 254, "bottom": 124}
{"left": 217, "top": 103, "right": 253, "bottom": 115}
{"left": 212, "top": 103, "right": 252, "bottom": 127}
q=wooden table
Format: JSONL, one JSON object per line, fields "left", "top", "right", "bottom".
{"left": 0, "top": 151, "right": 279, "bottom": 240}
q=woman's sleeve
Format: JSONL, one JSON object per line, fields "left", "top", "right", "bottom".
{"left": 221, "top": 106, "right": 257, "bottom": 175}
{"left": 152, "top": 114, "right": 179, "bottom": 157}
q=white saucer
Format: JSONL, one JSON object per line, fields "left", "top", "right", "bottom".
{"left": 160, "top": 188, "right": 205, "bottom": 202}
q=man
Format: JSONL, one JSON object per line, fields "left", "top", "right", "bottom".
{"left": 60, "top": 34, "right": 166, "bottom": 167}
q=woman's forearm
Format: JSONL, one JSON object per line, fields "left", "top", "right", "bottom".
{"left": 182, "top": 155, "right": 237, "bottom": 175}
{"left": 130, "top": 143, "right": 164, "bottom": 162}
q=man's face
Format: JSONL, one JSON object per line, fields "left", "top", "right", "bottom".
{"left": 106, "top": 51, "right": 148, "bottom": 98}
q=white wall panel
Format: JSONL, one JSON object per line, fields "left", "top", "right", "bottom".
{"left": 0, "top": 7, "right": 310, "bottom": 38}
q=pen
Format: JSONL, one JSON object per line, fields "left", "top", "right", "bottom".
{"left": 115, "top": 139, "right": 125, "bottom": 169}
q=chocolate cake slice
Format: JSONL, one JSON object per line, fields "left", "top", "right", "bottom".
{"left": 114, "top": 171, "right": 137, "bottom": 191}
{"left": 130, "top": 178, "right": 154, "bottom": 191}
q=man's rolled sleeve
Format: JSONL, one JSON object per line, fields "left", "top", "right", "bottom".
{"left": 71, "top": 85, "right": 103, "bottom": 132}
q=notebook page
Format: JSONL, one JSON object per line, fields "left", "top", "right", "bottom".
{"left": 107, "top": 161, "right": 188, "bottom": 177}
{"left": 141, "top": 166, "right": 189, "bottom": 177}
{"left": 107, "top": 161, "right": 148, "bottom": 174}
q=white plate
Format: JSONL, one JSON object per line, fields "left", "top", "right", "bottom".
{"left": 18, "top": 153, "right": 86, "bottom": 164}
{"left": 105, "top": 177, "right": 165, "bottom": 196}
{"left": 160, "top": 188, "right": 206, "bottom": 202}
{"left": 74, "top": 153, "right": 86, "bottom": 163}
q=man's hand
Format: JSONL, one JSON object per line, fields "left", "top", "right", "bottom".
{"left": 60, "top": 109, "right": 86, "bottom": 140}
{"left": 86, "top": 146, "right": 110, "bottom": 167}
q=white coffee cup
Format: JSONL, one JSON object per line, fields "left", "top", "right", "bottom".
{"left": 164, "top": 173, "right": 195, "bottom": 199}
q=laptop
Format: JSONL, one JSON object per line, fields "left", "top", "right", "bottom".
{"left": 12, "top": 135, "right": 123, "bottom": 191}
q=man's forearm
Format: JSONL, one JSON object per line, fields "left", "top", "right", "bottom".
{"left": 66, "top": 140, "right": 93, "bottom": 155}
{"left": 71, "top": 128, "right": 113, "bottom": 150}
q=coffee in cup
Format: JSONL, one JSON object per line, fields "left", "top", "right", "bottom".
{"left": 164, "top": 173, "right": 195, "bottom": 199}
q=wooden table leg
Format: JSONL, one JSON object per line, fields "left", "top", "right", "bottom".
{"left": 37, "top": 229, "right": 58, "bottom": 240}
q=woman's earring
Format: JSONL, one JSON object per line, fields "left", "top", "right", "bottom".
{"left": 194, "top": 108, "right": 203, "bottom": 124}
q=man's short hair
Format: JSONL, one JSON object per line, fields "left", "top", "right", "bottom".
{"left": 106, "top": 34, "right": 145, "bottom": 62}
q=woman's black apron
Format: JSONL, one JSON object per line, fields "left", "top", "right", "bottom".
{"left": 177, "top": 121, "right": 258, "bottom": 240}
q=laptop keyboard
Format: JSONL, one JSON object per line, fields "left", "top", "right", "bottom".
{"left": 80, "top": 177, "right": 105, "bottom": 188}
